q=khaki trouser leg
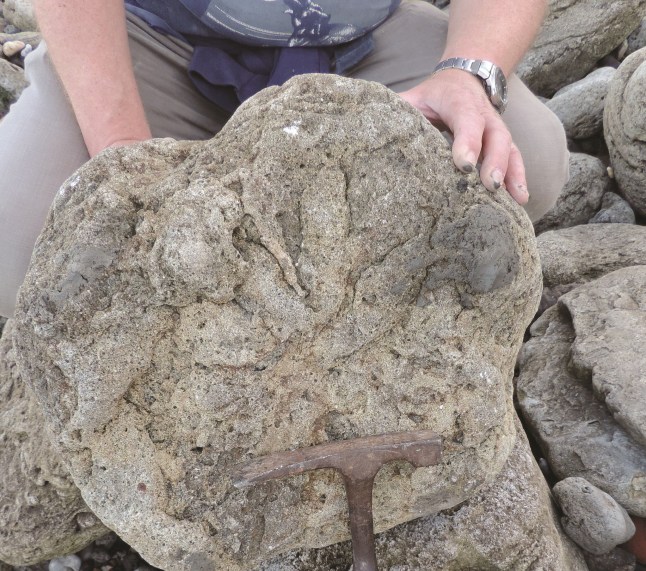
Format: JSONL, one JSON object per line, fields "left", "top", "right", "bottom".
{"left": 345, "top": 0, "right": 570, "bottom": 223}
{"left": 0, "top": 12, "right": 226, "bottom": 318}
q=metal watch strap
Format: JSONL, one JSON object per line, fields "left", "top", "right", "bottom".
{"left": 434, "top": 57, "right": 481, "bottom": 76}
{"left": 432, "top": 57, "right": 507, "bottom": 113}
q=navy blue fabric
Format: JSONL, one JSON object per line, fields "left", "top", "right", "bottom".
{"left": 126, "top": 0, "right": 400, "bottom": 47}
{"left": 188, "top": 43, "right": 331, "bottom": 114}
{"left": 125, "top": 2, "right": 374, "bottom": 114}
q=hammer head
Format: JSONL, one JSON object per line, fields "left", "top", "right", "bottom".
{"left": 232, "top": 429, "right": 442, "bottom": 487}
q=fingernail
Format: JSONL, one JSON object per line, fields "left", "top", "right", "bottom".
{"left": 491, "top": 168, "right": 503, "bottom": 190}
{"left": 517, "top": 183, "right": 529, "bottom": 196}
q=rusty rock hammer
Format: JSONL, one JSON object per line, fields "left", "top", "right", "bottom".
{"left": 232, "top": 429, "right": 442, "bottom": 571}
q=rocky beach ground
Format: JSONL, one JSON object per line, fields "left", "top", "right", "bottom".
{"left": 3, "top": 0, "right": 646, "bottom": 570}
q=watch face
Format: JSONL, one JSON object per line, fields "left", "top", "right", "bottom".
{"left": 491, "top": 68, "right": 508, "bottom": 112}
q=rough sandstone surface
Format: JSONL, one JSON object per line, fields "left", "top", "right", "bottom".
{"left": 518, "top": 0, "right": 646, "bottom": 96}
{"left": 604, "top": 47, "right": 646, "bottom": 217}
{"left": 13, "top": 75, "right": 542, "bottom": 570}
{"left": 0, "top": 322, "right": 108, "bottom": 566}
{"left": 261, "top": 424, "right": 588, "bottom": 571}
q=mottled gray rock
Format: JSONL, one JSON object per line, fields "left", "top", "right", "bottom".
{"left": 0, "top": 322, "right": 108, "bottom": 566}
{"left": 604, "top": 48, "right": 646, "bottom": 216}
{"left": 589, "top": 192, "right": 637, "bottom": 224}
{"left": 13, "top": 75, "right": 542, "bottom": 571}
{"left": 518, "top": 0, "right": 646, "bottom": 96}
{"left": 627, "top": 18, "right": 646, "bottom": 56}
{"left": 584, "top": 548, "right": 636, "bottom": 571}
{"left": 537, "top": 224, "right": 646, "bottom": 288}
{"left": 0, "top": 57, "right": 27, "bottom": 115}
{"left": 261, "top": 425, "right": 587, "bottom": 571}
{"left": 517, "top": 303, "right": 646, "bottom": 517}
{"left": 559, "top": 266, "right": 646, "bottom": 448}
{"left": 554, "top": 477, "right": 636, "bottom": 555}
{"left": 2, "top": 0, "right": 36, "bottom": 31}
{"left": 534, "top": 153, "right": 610, "bottom": 234}
{"left": 547, "top": 67, "right": 615, "bottom": 140}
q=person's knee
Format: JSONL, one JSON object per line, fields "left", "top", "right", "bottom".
{"left": 523, "top": 110, "right": 570, "bottom": 224}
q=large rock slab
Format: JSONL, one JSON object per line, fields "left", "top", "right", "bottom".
{"left": 517, "top": 302, "right": 646, "bottom": 517}
{"left": 261, "top": 425, "right": 587, "bottom": 571}
{"left": 604, "top": 47, "right": 646, "bottom": 216}
{"left": 537, "top": 224, "right": 646, "bottom": 288}
{"left": 518, "top": 0, "right": 646, "bottom": 96}
{"left": 0, "top": 321, "right": 108, "bottom": 566}
{"left": 559, "top": 266, "right": 646, "bottom": 448}
{"left": 13, "top": 75, "right": 542, "bottom": 570}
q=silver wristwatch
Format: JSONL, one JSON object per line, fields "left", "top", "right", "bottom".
{"left": 433, "top": 57, "right": 508, "bottom": 114}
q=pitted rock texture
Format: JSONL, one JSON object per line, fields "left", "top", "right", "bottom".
{"left": 0, "top": 322, "right": 107, "bottom": 566}
{"left": 14, "top": 75, "right": 541, "bottom": 571}
{"left": 261, "top": 425, "right": 587, "bottom": 571}
{"left": 604, "top": 47, "right": 646, "bottom": 217}
{"left": 518, "top": 0, "right": 646, "bottom": 96}
{"left": 538, "top": 224, "right": 646, "bottom": 288}
{"left": 517, "top": 303, "right": 646, "bottom": 517}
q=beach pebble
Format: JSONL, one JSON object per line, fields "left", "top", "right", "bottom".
{"left": 20, "top": 42, "right": 32, "bottom": 58}
{"left": 589, "top": 192, "right": 636, "bottom": 224}
{"left": 48, "top": 554, "right": 82, "bottom": 571}
{"left": 2, "top": 39, "right": 24, "bottom": 57}
{"left": 553, "top": 477, "right": 636, "bottom": 555}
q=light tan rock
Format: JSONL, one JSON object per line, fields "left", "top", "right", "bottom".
{"left": 261, "top": 425, "right": 588, "bottom": 571}
{"left": 14, "top": 74, "right": 542, "bottom": 571}
{"left": 2, "top": 0, "right": 37, "bottom": 31}
{"left": 0, "top": 321, "right": 108, "bottom": 566}
{"left": 2, "top": 40, "right": 25, "bottom": 58}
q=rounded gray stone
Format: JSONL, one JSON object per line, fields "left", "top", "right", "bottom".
{"left": 604, "top": 47, "right": 646, "bottom": 216}
{"left": 553, "top": 477, "right": 636, "bottom": 555}
{"left": 518, "top": 0, "right": 646, "bottom": 96}
{"left": 534, "top": 153, "right": 610, "bottom": 234}
{"left": 589, "top": 192, "right": 636, "bottom": 225}
{"left": 547, "top": 67, "right": 615, "bottom": 140}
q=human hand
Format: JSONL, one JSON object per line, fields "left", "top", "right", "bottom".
{"left": 398, "top": 69, "right": 529, "bottom": 205}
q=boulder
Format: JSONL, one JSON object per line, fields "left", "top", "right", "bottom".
{"left": 558, "top": 266, "right": 646, "bottom": 448}
{"left": 0, "top": 321, "right": 108, "bottom": 566}
{"left": 626, "top": 18, "right": 646, "bottom": 56}
{"left": 13, "top": 74, "right": 542, "bottom": 571}
{"left": 518, "top": 0, "right": 646, "bottom": 96}
{"left": 553, "top": 477, "right": 636, "bottom": 555}
{"left": 0, "top": 58, "right": 27, "bottom": 116}
{"left": 589, "top": 192, "right": 636, "bottom": 225}
{"left": 262, "top": 425, "right": 588, "bottom": 571}
{"left": 537, "top": 224, "right": 646, "bottom": 288}
{"left": 534, "top": 153, "right": 609, "bottom": 234}
{"left": 584, "top": 548, "right": 636, "bottom": 571}
{"left": 604, "top": 47, "right": 646, "bottom": 216}
{"left": 2, "top": 0, "right": 37, "bottom": 31}
{"left": 547, "top": 67, "right": 615, "bottom": 140}
{"left": 517, "top": 302, "right": 646, "bottom": 517}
